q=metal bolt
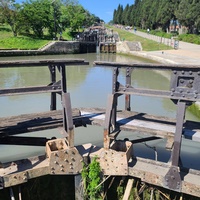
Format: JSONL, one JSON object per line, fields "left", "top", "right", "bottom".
{"left": 173, "top": 70, "right": 177, "bottom": 74}
{"left": 171, "top": 92, "right": 174, "bottom": 96}
{"left": 72, "top": 157, "right": 75, "bottom": 161}
{"left": 54, "top": 161, "right": 58, "bottom": 164}
{"left": 195, "top": 91, "right": 198, "bottom": 94}
{"left": 64, "top": 159, "right": 68, "bottom": 162}
{"left": 180, "top": 79, "right": 184, "bottom": 83}
{"left": 194, "top": 94, "right": 197, "bottom": 98}
{"left": 60, "top": 169, "right": 64, "bottom": 172}
{"left": 171, "top": 88, "right": 175, "bottom": 92}
{"left": 198, "top": 71, "right": 200, "bottom": 75}
{"left": 189, "top": 71, "right": 192, "bottom": 75}
{"left": 181, "top": 70, "right": 185, "bottom": 74}
{"left": 182, "top": 95, "right": 185, "bottom": 97}
{"left": 60, "top": 164, "right": 63, "bottom": 168}
{"left": 70, "top": 166, "right": 73, "bottom": 169}
{"left": 51, "top": 171, "right": 55, "bottom": 174}
{"left": 189, "top": 80, "right": 193, "bottom": 84}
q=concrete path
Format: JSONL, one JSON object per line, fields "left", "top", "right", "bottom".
{"left": 130, "top": 30, "right": 200, "bottom": 65}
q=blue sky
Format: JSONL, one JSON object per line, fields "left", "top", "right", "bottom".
{"left": 79, "top": 0, "right": 134, "bottom": 23}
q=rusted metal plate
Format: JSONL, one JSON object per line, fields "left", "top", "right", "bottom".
{"left": 0, "top": 142, "right": 93, "bottom": 188}
{"left": 47, "top": 139, "right": 84, "bottom": 175}
{"left": 90, "top": 141, "right": 133, "bottom": 176}
{"left": 128, "top": 157, "right": 200, "bottom": 197}
{"left": 0, "top": 156, "right": 49, "bottom": 188}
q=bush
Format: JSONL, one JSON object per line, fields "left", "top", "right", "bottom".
{"left": 178, "top": 34, "right": 200, "bottom": 44}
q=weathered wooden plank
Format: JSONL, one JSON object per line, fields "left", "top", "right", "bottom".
{"left": 0, "top": 109, "right": 81, "bottom": 136}
{"left": 122, "top": 179, "right": 134, "bottom": 200}
{"left": 80, "top": 108, "right": 200, "bottom": 142}
{"left": 1, "top": 107, "right": 200, "bottom": 142}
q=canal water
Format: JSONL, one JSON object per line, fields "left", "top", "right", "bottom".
{"left": 0, "top": 53, "right": 200, "bottom": 170}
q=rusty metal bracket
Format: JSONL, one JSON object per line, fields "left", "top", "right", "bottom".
{"left": 46, "top": 138, "right": 83, "bottom": 175}
{"left": 164, "top": 166, "right": 181, "bottom": 192}
{"left": 164, "top": 101, "right": 186, "bottom": 191}
{"left": 104, "top": 94, "right": 119, "bottom": 149}
{"left": 62, "top": 92, "right": 74, "bottom": 147}
{"left": 170, "top": 70, "right": 200, "bottom": 101}
{"left": 93, "top": 140, "right": 133, "bottom": 175}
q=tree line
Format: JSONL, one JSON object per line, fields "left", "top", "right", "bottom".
{"left": 0, "top": 0, "right": 101, "bottom": 38}
{"left": 113, "top": 0, "right": 200, "bottom": 34}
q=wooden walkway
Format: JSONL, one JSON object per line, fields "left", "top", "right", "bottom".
{"left": 80, "top": 107, "right": 200, "bottom": 143}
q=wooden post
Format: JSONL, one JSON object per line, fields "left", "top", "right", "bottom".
{"left": 122, "top": 179, "right": 134, "bottom": 200}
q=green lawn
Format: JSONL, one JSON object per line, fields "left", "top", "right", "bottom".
{"left": 0, "top": 24, "right": 74, "bottom": 50}
{"left": 108, "top": 25, "right": 173, "bottom": 51}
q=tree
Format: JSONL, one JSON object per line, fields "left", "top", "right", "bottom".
{"left": 0, "top": 0, "right": 21, "bottom": 36}
{"left": 114, "top": 4, "right": 123, "bottom": 24}
{"left": 20, "top": 0, "right": 62, "bottom": 38}
{"left": 122, "top": 4, "right": 130, "bottom": 26}
{"left": 113, "top": 9, "right": 117, "bottom": 24}
{"left": 63, "top": 4, "right": 87, "bottom": 31}
{"left": 156, "top": 0, "right": 178, "bottom": 32}
{"left": 176, "top": 0, "right": 200, "bottom": 33}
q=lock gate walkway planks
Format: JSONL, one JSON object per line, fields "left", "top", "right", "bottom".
{"left": 0, "top": 60, "right": 200, "bottom": 198}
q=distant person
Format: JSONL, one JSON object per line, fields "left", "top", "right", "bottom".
{"left": 134, "top": 27, "right": 137, "bottom": 33}
{"left": 147, "top": 28, "right": 150, "bottom": 34}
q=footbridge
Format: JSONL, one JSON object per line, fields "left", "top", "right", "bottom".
{"left": 0, "top": 59, "right": 200, "bottom": 198}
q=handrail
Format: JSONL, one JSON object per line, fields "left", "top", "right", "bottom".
{"left": 0, "top": 59, "right": 89, "bottom": 67}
